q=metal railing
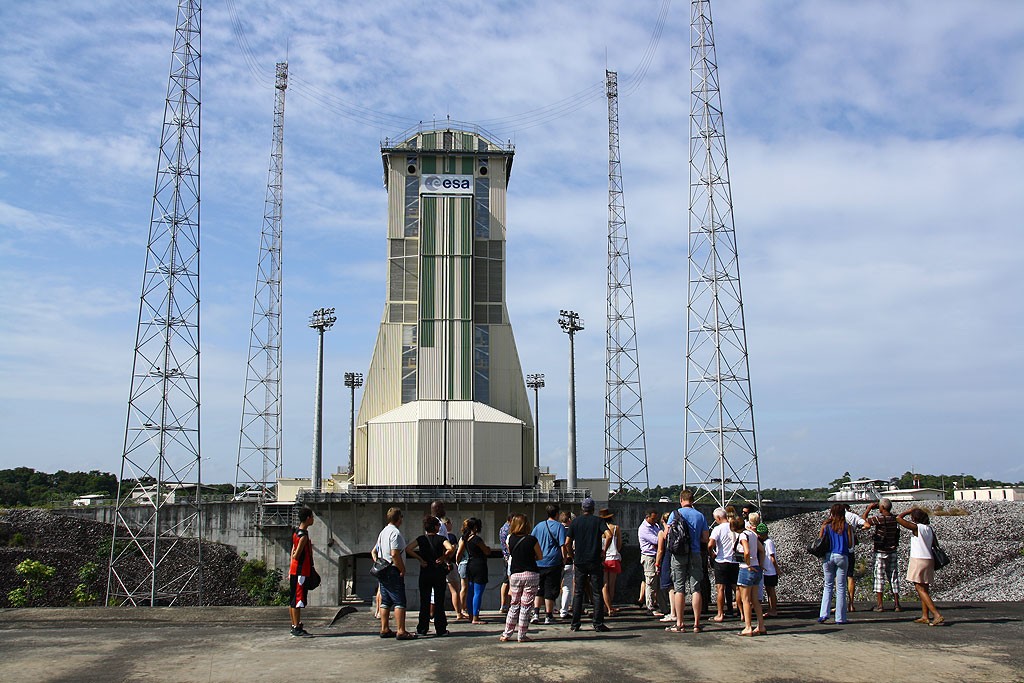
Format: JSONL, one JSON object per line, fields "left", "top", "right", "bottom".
{"left": 296, "top": 487, "right": 590, "bottom": 505}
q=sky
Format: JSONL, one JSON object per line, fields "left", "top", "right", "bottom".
{"left": 1, "top": 0, "right": 1022, "bottom": 490}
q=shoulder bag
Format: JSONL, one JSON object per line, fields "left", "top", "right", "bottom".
{"left": 807, "top": 528, "right": 831, "bottom": 558}
{"left": 369, "top": 542, "right": 391, "bottom": 578}
{"left": 930, "top": 531, "right": 951, "bottom": 570}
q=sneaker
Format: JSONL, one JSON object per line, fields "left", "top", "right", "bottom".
{"left": 500, "top": 606, "right": 509, "bottom": 614}
{"left": 594, "top": 623, "right": 611, "bottom": 632}
{"left": 559, "top": 611, "right": 570, "bottom": 619}
{"left": 530, "top": 614, "right": 539, "bottom": 624}
{"left": 290, "top": 626, "right": 313, "bottom": 638}
{"left": 543, "top": 615, "right": 555, "bottom": 625}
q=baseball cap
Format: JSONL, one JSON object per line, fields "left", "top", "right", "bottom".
{"left": 581, "top": 497, "right": 595, "bottom": 511}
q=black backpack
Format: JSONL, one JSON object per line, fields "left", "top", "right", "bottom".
{"left": 667, "top": 509, "right": 692, "bottom": 556}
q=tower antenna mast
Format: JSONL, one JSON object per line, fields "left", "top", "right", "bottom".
{"left": 107, "top": 0, "right": 203, "bottom": 606}
{"left": 604, "top": 70, "right": 650, "bottom": 495}
{"left": 684, "top": 0, "right": 761, "bottom": 509}
{"left": 235, "top": 61, "right": 289, "bottom": 520}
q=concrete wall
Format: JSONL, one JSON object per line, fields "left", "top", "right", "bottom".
{"left": 61, "top": 497, "right": 831, "bottom": 609}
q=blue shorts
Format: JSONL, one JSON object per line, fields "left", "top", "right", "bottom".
{"left": 378, "top": 566, "right": 407, "bottom": 610}
{"left": 737, "top": 566, "right": 762, "bottom": 587}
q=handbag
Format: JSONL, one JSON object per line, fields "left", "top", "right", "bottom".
{"left": 930, "top": 532, "right": 951, "bottom": 570}
{"left": 807, "top": 531, "right": 830, "bottom": 558}
{"left": 369, "top": 542, "right": 392, "bottom": 578}
{"left": 305, "top": 567, "right": 321, "bottom": 591}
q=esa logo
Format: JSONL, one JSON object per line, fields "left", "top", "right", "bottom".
{"left": 424, "top": 175, "right": 471, "bottom": 191}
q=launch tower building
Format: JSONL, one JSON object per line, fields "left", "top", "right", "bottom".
{"left": 354, "top": 126, "right": 535, "bottom": 487}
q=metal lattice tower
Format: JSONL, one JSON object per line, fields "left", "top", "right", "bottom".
{"left": 235, "top": 62, "right": 288, "bottom": 507}
{"left": 107, "top": 0, "right": 202, "bottom": 606}
{"left": 683, "top": 0, "right": 761, "bottom": 510}
{"left": 604, "top": 70, "right": 650, "bottom": 495}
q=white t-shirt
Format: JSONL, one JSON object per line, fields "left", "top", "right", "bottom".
{"left": 845, "top": 510, "right": 865, "bottom": 527}
{"left": 909, "top": 523, "right": 934, "bottom": 560}
{"left": 738, "top": 530, "right": 760, "bottom": 569}
{"left": 710, "top": 523, "right": 739, "bottom": 564}
{"left": 376, "top": 523, "right": 406, "bottom": 565}
{"left": 437, "top": 517, "right": 449, "bottom": 538}
{"left": 762, "top": 538, "right": 777, "bottom": 576}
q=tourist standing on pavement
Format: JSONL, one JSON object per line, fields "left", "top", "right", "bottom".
{"left": 498, "top": 514, "right": 513, "bottom": 614}
{"left": 816, "top": 503, "right": 854, "bottom": 625}
{"left": 600, "top": 509, "right": 622, "bottom": 616}
{"left": 757, "top": 522, "right": 779, "bottom": 617}
{"left": 843, "top": 504, "right": 866, "bottom": 610}
{"left": 372, "top": 507, "right": 416, "bottom": 640}
{"left": 500, "top": 514, "right": 543, "bottom": 642}
{"left": 896, "top": 507, "right": 945, "bottom": 626}
{"left": 863, "top": 498, "right": 902, "bottom": 612}
{"left": 455, "top": 518, "right": 472, "bottom": 621}
{"left": 442, "top": 517, "right": 465, "bottom": 620}
{"left": 288, "top": 507, "right": 315, "bottom": 637}
{"left": 532, "top": 504, "right": 566, "bottom": 624}
{"left": 664, "top": 489, "right": 710, "bottom": 633}
{"left": 456, "top": 517, "right": 491, "bottom": 624}
{"left": 708, "top": 506, "right": 739, "bottom": 622}
{"left": 564, "top": 497, "right": 610, "bottom": 632}
{"left": 637, "top": 508, "right": 664, "bottom": 617}
{"left": 735, "top": 515, "right": 766, "bottom": 636}
{"left": 406, "top": 515, "right": 454, "bottom": 637}
{"left": 655, "top": 511, "right": 676, "bottom": 623}
{"left": 557, "top": 511, "right": 574, "bottom": 618}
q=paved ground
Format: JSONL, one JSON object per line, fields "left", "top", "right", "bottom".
{"left": 2, "top": 602, "right": 1022, "bottom": 683}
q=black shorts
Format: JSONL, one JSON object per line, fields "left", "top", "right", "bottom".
{"left": 763, "top": 574, "right": 779, "bottom": 588}
{"left": 537, "top": 565, "right": 564, "bottom": 601}
{"left": 713, "top": 561, "right": 740, "bottom": 586}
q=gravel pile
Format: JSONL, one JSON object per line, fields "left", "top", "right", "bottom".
{"left": 766, "top": 500, "right": 1024, "bottom": 602}
{"left": 0, "top": 508, "right": 252, "bottom": 607}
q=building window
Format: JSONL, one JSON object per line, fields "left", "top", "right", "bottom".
{"left": 474, "top": 177, "right": 489, "bottom": 238}
{"left": 474, "top": 325, "right": 489, "bottom": 404}
{"left": 404, "top": 176, "right": 419, "bottom": 236}
{"left": 401, "top": 325, "right": 417, "bottom": 404}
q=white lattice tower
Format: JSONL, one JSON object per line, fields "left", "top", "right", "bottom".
{"left": 684, "top": 0, "right": 762, "bottom": 508}
{"left": 604, "top": 70, "right": 650, "bottom": 494}
{"left": 107, "top": 0, "right": 203, "bottom": 606}
{"left": 235, "top": 62, "right": 288, "bottom": 510}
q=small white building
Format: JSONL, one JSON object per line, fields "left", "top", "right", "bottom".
{"left": 72, "top": 494, "right": 108, "bottom": 506}
{"left": 954, "top": 487, "right": 1024, "bottom": 502}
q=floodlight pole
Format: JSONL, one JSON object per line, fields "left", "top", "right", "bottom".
{"left": 526, "top": 373, "right": 545, "bottom": 481}
{"left": 309, "top": 307, "right": 336, "bottom": 492}
{"left": 558, "top": 311, "right": 584, "bottom": 490}
{"left": 343, "top": 372, "right": 363, "bottom": 476}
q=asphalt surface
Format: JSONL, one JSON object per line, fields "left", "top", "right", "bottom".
{"left": 2, "top": 601, "right": 1022, "bottom": 682}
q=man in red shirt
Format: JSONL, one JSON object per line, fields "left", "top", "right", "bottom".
{"left": 289, "top": 507, "right": 315, "bottom": 637}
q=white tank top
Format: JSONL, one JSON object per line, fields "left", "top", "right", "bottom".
{"left": 605, "top": 526, "right": 621, "bottom": 561}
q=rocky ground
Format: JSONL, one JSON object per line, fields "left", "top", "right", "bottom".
{"left": 0, "top": 508, "right": 252, "bottom": 607}
{"left": 765, "top": 500, "right": 1024, "bottom": 602}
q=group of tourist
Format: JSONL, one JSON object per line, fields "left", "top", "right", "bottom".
{"left": 286, "top": 491, "right": 947, "bottom": 639}
{"left": 815, "top": 498, "right": 945, "bottom": 626}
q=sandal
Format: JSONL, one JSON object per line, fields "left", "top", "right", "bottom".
{"left": 665, "top": 625, "right": 686, "bottom": 633}
{"left": 498, "top": 634, "right": 511, "bottom": 642}
{"left": 711, "top": 616, "right": 725, "bottom": 622}
{"left": 756, "top": 628, "right": 767, "bottom": 635}
{"left": 379, "top": 630, "right": 396, "bottom": 638}
{"left": 395, "top": 632, "right": 418, "bottom": 640}
{"left": 913, "top": 617, "right": 930, "bottom": 624}
{"left": 929, "top": 617, "right": 946, "bottom": 627}
{"left": 737, "top": 630, "right": 755, "bottom": 637}
{"left": 518, "top": 635, "right": 533, "bottom": 642}
{"left": 692, "top": 625, "right": 703, "bottom": 633}
{"left": 471, "top": 619, "right": 487, "bottom": 625}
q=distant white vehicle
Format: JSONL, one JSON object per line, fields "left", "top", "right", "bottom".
{"left": 72, "top": 494, "right": 107, "bottom": 506}
{"left": 233, "top": 487, "right": 272, "bottom": 502}
{"left": 658, "top": 496, "right": 671, "bottom": 503}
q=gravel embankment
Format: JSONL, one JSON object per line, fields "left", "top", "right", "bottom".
{"left": 0, "top": 508, "right": 251, "bottom": 607}
{"left": 766, "top": 500, "right": 1024, "bottom": 602}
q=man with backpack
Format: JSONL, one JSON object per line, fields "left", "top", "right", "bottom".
{"left": 665, "top": 489, "right": 710, "bottom": 633}
{"left": 863, "top": 498, "right": 902, "bottom": 612}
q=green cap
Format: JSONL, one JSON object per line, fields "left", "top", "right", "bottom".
{"left": 755, "top": 523, "right": 769, "bottom": 534}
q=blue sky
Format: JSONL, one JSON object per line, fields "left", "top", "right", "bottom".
{"left": 1, "top": 0, "right": 1022, "bottom": 489}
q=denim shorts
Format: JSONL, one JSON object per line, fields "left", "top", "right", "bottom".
{"left": 378, "top": 566, "right": 407, "bottom": 610}
{"left": 737, "top": 566, "right": 762, "bottom": 587}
